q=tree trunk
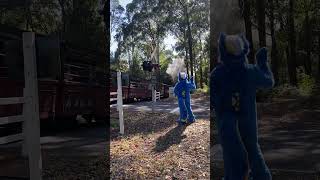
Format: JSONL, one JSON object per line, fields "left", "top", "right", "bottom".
{"left": 269, "top": 0, "right": 279, "bottom": 85}
{"left": 277, "top": 0, "right": 286, "bottom": 84}
{"left": 286, "top": 45, "right": 290, "bottom": 83}
{"left": 304, "top": 12, "right": 312, "bottom": 75}
{"left": 186, "top": 7, "right": 194, "bottom": 77}
{"left": 195, "top": 70, "right": 198, "bottom": 87}
{"left": 256, "top": 0, "right": 267, "bottom": 47}
{"left": 199, "top": 33, "right": 203, "bottom": 88}
{"left": 204, "top": 64, "right": 208, "bottom": 85}
{"left": 184, "top": 30, "right": 190, "bottom": 77}
{"left": 287, "top": 0, "right": 297, "bottom": 86}
{"left": 243, "top": 0, "right": 255, "bottom": 63}
{"left": 25, "top": 6, "right": 33, "bottom": 31}
{"left": 318, "top": 35, "right": 320, "bottom": 79}
{"left": 185, "top": 45, "right": 189, "bottom": 77}
{"left": 59, "top": 0, "right": 66, "bottom": 32}
{"left": 210, "top": 0, "right": 217, "bottom": 71}
{"left": 186, "top": 51, "right": 189, "bottom": 77}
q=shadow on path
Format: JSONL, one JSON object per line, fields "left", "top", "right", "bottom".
{"left": 153, "top": 125, "right": 188, "bottom": 153}
{"left": 110, "top": 112, "right": 179, "bottom": 140}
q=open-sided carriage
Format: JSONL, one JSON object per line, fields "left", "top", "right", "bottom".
{"left": 0, "top": 25, "right": 107, "bottom": 126}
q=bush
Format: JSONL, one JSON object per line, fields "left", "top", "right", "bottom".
{"left": 256, "top": 83, "right": 301, "bottom": 102}
{"left": 297, "top": 67, "right": 316, "bottom": 96}
{"left": 271, "top": 84, "right": 300, "bottom": 98}
{"left": 195, "top": 84, "right": 209, "bottom": 94}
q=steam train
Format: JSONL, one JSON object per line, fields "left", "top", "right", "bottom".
{"left": 110, "top": 70, "right": 170, "bottom": 103}
{"left": 0, "top": 25, "right": 107, "bottom": 126}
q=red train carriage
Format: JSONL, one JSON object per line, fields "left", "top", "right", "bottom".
{"left": 0, "top": 26, "right": 107, "bottom": 125}
{"left": 109, "top": 70, "right": 170, "bottom": 103}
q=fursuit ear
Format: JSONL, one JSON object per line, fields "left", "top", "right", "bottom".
{"left": 240, "top": 34, "right": 250, "bottom": 55}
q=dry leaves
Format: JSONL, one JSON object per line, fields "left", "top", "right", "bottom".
{"left": 110, "top": 111, "right": 210, "bottom": 179}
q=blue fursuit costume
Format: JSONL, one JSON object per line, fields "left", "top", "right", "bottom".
{"left": 210, "top": 33, "right": 274, "bottom": 180}
{"left": 174, "top": 72, "right": 196, "bottom": 124}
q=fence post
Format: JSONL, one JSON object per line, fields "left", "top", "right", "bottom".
{"left": 22, "top": 32, "right": 42, "bottom": 180}
{"left": 152, "top": 85, "right": 155, "bottom": 113}
{"left": 117, "top": 72, "right": 124, "bottom": 134}
{"left": 22, "top": 88, "right": 27, "bottom": 157}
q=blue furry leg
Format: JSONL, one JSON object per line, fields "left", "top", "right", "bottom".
{"left": 184, "top": 97, "right": 195, "bottom": 123}
{"left": 177, "top": 97, "right": 187, "bottom": 123}
{"left": 238, "top": 113, "right": 272, "bottom": 180}
{"left": 218, "top": 113, "right": 249, "bottom": 180}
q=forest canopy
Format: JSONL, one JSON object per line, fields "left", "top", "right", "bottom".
{"left": 209, "top": 0, "right": 320, "bottom": 97}
{"left": 110, "top": 0, "right": 210, "bottom": 88}
{"left": 0, "top": 0, "right": 107, "bottom": 54}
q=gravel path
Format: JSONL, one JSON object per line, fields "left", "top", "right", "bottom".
{"left": 110, "top": 93, "right": 210, "bottom": 119}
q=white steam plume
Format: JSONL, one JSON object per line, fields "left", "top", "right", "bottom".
{"left": 166, "top": 58, "right": 186, "bottom": 82}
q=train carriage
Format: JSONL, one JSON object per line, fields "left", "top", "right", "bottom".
{"left": 0, "top": 25, "right": 107, "bottom": 126}
{"left": 110, "top": 70, "right": 170, "bottom": 103}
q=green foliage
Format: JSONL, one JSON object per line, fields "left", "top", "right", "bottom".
{"left": 196, "top": 83, "right": 209, "bottom": 94}
{"left": 269, "top": 84, "right": 300, "bottom": 99}
{"left": 0, "top": 0, "right": 106, "bottom": 53}
{"left": 130, "top": 54, "right": 144, "bottom": 79}
{"left": 0, "top": 0, "right": 61, "bottom": 33}
{"left": 66, "top": 0, "right": 106, "bottom": 52}
{"left": 297, "top": 67, "right": 316, "bottom": 96}
{"left": 110, "top": 59, "right": 129, "bottom": 72}
{"left": 110, "top": 119, "right": 119, "bottom": 128}
{"left": 111, "top": 0, "right": 210, "bottom": 87}
{"left": 262, "top": 73, "right": 316, "bottom": 100}
{"left": 110, "top": 0, "right": 125, "bottom": 32}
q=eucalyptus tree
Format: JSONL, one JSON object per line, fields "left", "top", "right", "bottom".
{"left": 166, "top": 2, "right": 189, "bottom": 76}
{"left": 256, "top": 0, "right": 267, "bottom": 47}
{"left": 165, "top": 0, "right": 209, "bottom": 80}
{"left": 66, "top": 0, "right": 105, "bottom": 52}
{"left": 190, "top": 0, "right": 209, "bottom": 88}
{"left": 266, "top": 0, "right": 279, "bottom": 85}
{"left": 125, "top": 0, "right": 172, "bottom": 62}
{"left": 241, "top": 0, "right": 255, "bottom": 63}
{"left": 110, "top": 0, "right": 125, "bottom": 32}
{"left": 295, "top": 0, "right": 317, "bottom": 75}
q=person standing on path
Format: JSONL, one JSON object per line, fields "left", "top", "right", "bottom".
{"left": 210, "top": 33, "right": 274, "bottom": 180}
{"left": 174, "top": 72, "right": 196, "bottom": 125}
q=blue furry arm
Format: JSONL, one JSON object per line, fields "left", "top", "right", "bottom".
{"left": 240, "top": 34, "right": 250, "bottom": 55}
{"left": 253, "top": 47, "right": 274, "bottom": 89}
{"left": 188, "top": 76, "right": 196, "bottom": 90}
{"left": 218, "top": 33, "right": 227, "bottom": 60}
{"left": 210, "top": 69, "right": 220, "bottom": 111}
{"left": 174, "top": 84, "right": 178, "bottom": 96}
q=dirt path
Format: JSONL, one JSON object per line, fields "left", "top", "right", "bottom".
{"left": 0, "top": 125, "right": 108, "bottom": 179}
{"left": 110, "top": 110, "right": 210, "bottom": 179}
{"left": 110, "top": 93, "right": 210, "bottom": 119}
